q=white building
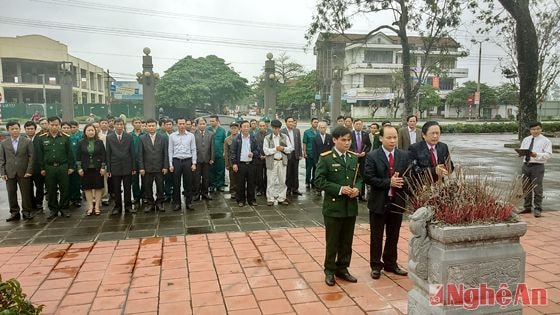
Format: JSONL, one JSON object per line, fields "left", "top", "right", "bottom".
{"left": 314, "top": 32, "right": 468, "bottom": 119}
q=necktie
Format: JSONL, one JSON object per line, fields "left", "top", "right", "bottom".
{"left": 356, "top": 132, "right": 362, "bottom": 152}
{"left": 389, "top": 152, "right": 395, "bottom": 197}
{"left": 118, "top": 134, "right": 121, "bottom": 143}
{"left": 525, "top": 137, "right": 535, "bottom": 162}
{"left": 429, "top": 145, "right": 437, "bottom": 166}
{"left": 341, "top": 154, "right": 346, "bottom": 163}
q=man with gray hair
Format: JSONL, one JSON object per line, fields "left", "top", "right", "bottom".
{"left": 263, "top": 120, "right": 293, "bottom": 206}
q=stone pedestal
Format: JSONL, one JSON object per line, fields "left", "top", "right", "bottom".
{"left": 408, "top": 208, "right": 527, "bottom": 314}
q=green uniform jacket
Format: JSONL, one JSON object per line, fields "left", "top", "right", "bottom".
{"left": 314, "top": 150, "right": 363, "bottom": 217}
{"left": 208, "top": 126, "right": 226, "bottom": 155}
{"left": 38, "top": 132, "right": 75, "bottom": 170}
{"left": 130, "top": 130, "right": 146, "bottom": 159}
{"left": 70, "top": 132, "right": 82, "bottom": 168}
{"left": 303, "top": 127, "right": 318, "bottom": 157}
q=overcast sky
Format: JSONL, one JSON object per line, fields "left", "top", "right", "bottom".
{"left": 1, "top": 0, "right": 509, "bottom": 85}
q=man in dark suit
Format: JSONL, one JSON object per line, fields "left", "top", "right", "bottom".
{"left": 24, "top": 121, "right": 45, "bottom": 211}
{"left": 281, "top": 116, "right": 303, "bottom": 195}
{"left": 408, "top": 120, "right": 453, "bottom": 182}
{"left": 351, "top": 119, "right": 372, "bottom": 200}
{"left": 106, "top": 118, "right": 136, "bottom": 215}
{"left": 138, "top": 118, "right": 169, "bottom": 212}
{"left": 311, "top": 121, "right": 333, "bottom": 196}
{"left": 230, "top": 120, "right": 260, "bottom": 207}
{"left": 194, "top": 118, "right": 215, "bottom": 200}
{"left": 364, "top": 125, "right": 410, "bottom": 280}
{"left": 0, "top": 121, "right": 34, "bottom": 221}
{"left": 397, "top": 115, "right": 422, "bottom": 151}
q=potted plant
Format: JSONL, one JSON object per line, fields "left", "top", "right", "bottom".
{"left": 0, "top": 276, "right": 44, "bottom": 314}
{"left": 407, "top": 166, "right": 531, "bottom": 314}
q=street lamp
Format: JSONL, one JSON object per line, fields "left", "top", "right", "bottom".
{"left": 59, "top": 61, "right": 74, "bottom": 121}
{"left": 264, "top": 53, "right": 276, "bottom": 117}
{"left": 470, "top": 38, "right": 489, "bottom": 119}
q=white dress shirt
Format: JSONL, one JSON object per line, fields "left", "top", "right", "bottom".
{"left": 520, "top": 134, "right": 552, "bottom": 164}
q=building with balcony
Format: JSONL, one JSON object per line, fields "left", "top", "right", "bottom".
{"left": 0, "top": 35, "right": 109, "bottom": 111}
{"left": 314, "top": 32, "right": 468, "bottom": 118}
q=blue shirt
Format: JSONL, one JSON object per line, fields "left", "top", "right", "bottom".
{"left": 12, "top": 137, "right": 19, "bottom": 153}
{"left": 168, "top": 131, "right": 197, "bottom": 165}
{"left": 240, "top": 134, "right": 252, "bottom": 162}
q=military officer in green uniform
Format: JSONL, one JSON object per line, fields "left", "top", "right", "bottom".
{"left": 38, "top": 116, "right": 75, "bottom": 219}
{"left": 303, "top": 117, "right": 319, "bottom": 188}
{"left": 314, "top": 126, "right": 362, "bottom": 286}
{"left": 130, "top": 118, "right": 146, "bottom": 203}
{"left": 207, "top": 115, "right": 227, "bottom": 192}
{"left": 68, "top": 121, "right": 83, "bottom": 207}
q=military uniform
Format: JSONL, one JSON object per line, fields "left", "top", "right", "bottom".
{"left": 303, "top": 127, "right": 319, "bottom": 187}
{"left": 208, "top": 125, "right": 227, "bottom": 190}
{"left": 68, "top": 131, "right": 83, "bottom": 206}
{"left": 130, "top": 130, "right": 146, "bottom": 203}
{"left": 38, "top": 132, "right": 75, "bottom": 217}
{"left": 314, "top": 149, "right": 362, "bottom": 277}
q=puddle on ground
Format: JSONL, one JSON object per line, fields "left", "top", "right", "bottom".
{"left": 209, "top": 213, "right": 232, "bottom": 219}
{"left": 186, "top": 226, "right": 214, "bottom": 234}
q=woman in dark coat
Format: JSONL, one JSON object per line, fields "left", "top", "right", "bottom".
{"left": 76, "top": 124, "right": 106, "bottom": 215}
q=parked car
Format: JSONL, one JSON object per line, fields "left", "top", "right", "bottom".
{"left": 194, "top": 114, "right": 238, "bottom": 133}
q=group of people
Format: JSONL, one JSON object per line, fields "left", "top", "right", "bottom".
{"left": 0, "top": 112, "right": 552, "bottom": 287}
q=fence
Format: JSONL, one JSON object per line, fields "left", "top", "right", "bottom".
{"left": 0, "top": 103, "right": 144, "bottom": 121}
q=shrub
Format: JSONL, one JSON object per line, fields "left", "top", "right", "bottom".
{"left": 0, "top": 276, "right": 43, "bottom": 314}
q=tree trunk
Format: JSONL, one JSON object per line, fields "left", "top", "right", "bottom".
{"left": 498, "top": 0, "right": 539, "bottom": 140}
{"left": 399, "top": 1, "right": 414, "bottom": 125}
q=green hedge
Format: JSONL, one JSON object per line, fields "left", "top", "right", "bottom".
{"left": 441, "top": 122, "right": 560, "bottom": 133}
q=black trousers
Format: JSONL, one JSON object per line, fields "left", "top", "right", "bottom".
{"left": 254, "top": 161, "right": 266, "bottom": 194}
{"left": 31, "top": 172, "right": 44, "bottom": 209}
{"left": 236, "top": 162, "right": 255, "bottom": 203}
{"left": 172, "top": 158, "right": 193, "bottom": 205}
{"left": 111, "top": 174, "right": 132, "bottom": 209}
{"left": 522, "top": 163, "right": 545, "bottom": 211}
{"left": 285, "top": 156, "right": 300, "bottom": 192}
{"left": 7, "top": 176, "right": 33, "bottom": 214}
{"left": 369, "top": 205, "right": 403, "bottom": 270}
{"left": 194, "top": 162, "right": 210, "bottom": 195}
{"left": 323, "top": 215, "right": 356, "bottom": 275}
{"left": 143, "top": 172, "right": 164, "bottom": 204}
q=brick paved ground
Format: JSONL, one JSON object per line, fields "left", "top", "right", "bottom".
{"left": 1, "top": 211, "right": 559, "bottom": 314}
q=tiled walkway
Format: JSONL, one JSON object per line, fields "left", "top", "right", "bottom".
{"left": 1, "top": 211, "right": 559, "bottom": 314}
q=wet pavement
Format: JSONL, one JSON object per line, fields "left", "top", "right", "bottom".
{"left": 0, "top": 133, "right": 558, "bottom": 246}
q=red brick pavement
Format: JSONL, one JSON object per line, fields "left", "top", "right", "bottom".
{"left": 1, "top": 212, "right": 559, "bottom": 314}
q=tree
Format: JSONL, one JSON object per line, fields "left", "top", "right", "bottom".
{"left": 156, "top": 55, "right": 249, "bottom": 117}
{"left": 471, "top": 0, "right": 539, "bottom": 139}
{"left": 274, "top": 53, "right": 305, "bottom": 84}
{"left": 277, "top": 70, "right": 318, "bottom": 113}
{"left": 446, "top": 81, "right": 497, "bottom": 118}
{"left": 495, "top": 83, "right": 519, "bottom": 105}
{"left": 307, "top": 0, "right": 464, "bottom": 123}
{"left": 417, "top": 85, "right": 441, "bottom": 118}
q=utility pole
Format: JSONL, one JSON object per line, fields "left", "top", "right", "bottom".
{"left": 38, "top": 74, "right": 46, "bottom": 116}
{"left": 263, "top": 53, "right": 276, "bottom": 118}
{"left": 59, "top": 62, "right": 74, "bottom": 122}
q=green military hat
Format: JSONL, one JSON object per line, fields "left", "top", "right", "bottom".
{"left": 260, "top": 116, "right": 271, "bottom": 123}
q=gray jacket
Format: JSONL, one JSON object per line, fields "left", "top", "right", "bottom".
{"left": 263, "top": 132, "right": 292, "bottom": 170}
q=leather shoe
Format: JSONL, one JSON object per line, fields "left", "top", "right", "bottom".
{"left": 267, "top": 201, "right": 274, "bottom": 206}
{"left": 156, "top": 203, "right": 164, "bottom": 212}
{"left": 517, "top": 209, "right": 532, "bottom": 214}
{"left": 384, "top": 266, "right": 408, "bottom": 276}
{"left": 144, "top": 205, "right": 154, "bottom": 213}
{"left": 292, "top": 191, "right": 303, "bottom": 196}
{"left": 280, "top": 200, "right": 290, "bottom": 205}
{"left": 111, "top": 207, "right": 121, "bottom": 215}
{"left": 325, "top": 274, "right": 336, "bottom": 286}
{"left": 173, "top": 204, "right": 181, "bottom": 211}
{"left": 238, "top": 202, "right": 244, "bottom": 207}
{"left": 127, "top": 207, "right": 137, "bottom": 214}
{"left": 534, "top": 210, "right": 542, "bottom": 218}
{"left": 217, "top": 187, "right": 225, "bottom": 192}
{"left": 249, "top": 201, "right": 258, "bottom": 206}
{"left": 202, "top": 194, "right": 213, "bottom": 200}
{"left": 335, "top": 271, "right": 357, "bottom": 283}
{"left": 186, "top": 204, "right": 194, "bottom": 210}
{"left": 371, "top": 269, "right": 381, "bottom": 279}
{"left": 22, "top": 211, "right": 33, "bottom": 220}
{"left": 6, "top": 214, "right": 20, "bottom": 222}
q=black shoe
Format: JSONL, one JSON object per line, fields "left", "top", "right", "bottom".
{"left": 156, "top": 203, "right": 164, "bottom": 212}
{"left": 46, "top": 213, "right": 58, "bottom": 220}
{"left": 371, "top": 269, "right": 381, "bottom": 279}
{"left": 111, "top": 207, "right": 121, "bottom": 215}
{"left": 292, "top": 191, "right": 303, "bottom": 196}
{"left": 517, "top": 209, "right": 531, "bottom": 214}
{"left": 22, "top": 211, "right": 33, "bottom": 220}
{"left": 325, "top": 274, "right": 336, "bottom": 286}
{"left": 238, "top": 202, "right": 245, "bottom": 207}
{"left": 305, "top": 183, "right": 310, "bottom": 189}
{"left": 249, "top": 201, "right": 258, "bottom": 206}
{"left": 144, "top": 205, "right": 154, "bottom": 213}
{"left": 186, "top": 203, "right": 194, "bottom": 210}
{"left": 202, "top": 194, "right": 213, "bottom": 200}
{"left": 101, "top": 201, "right": 109, "bottom": 206}
{"left": 209, "top": 187, "right": 215, "bottom": 193}
{"left": 173, "top": 204, "right": 181, "bottom": 211}
{"left": 6, "top": 214, "right": 20, "bottom": 222}
{"left": 217, "top": 187, "right": 225, "bottom": 192}
{"left": 61, "top": 212, "right": 70, "bottom": 218}
{"left": 534, "top": 210, "right": 542, "bottom": 218}
{"left": 128, "top": 207, "right": 137, "bottom": 214}
{"left": 335, "top": 271, "right": 358, "bottom": 283}
{"left": 256, "top": 192, "right": 262, "bottom": 196}
{"left": 384, "top": 266, "right": 408, "bottom": 276}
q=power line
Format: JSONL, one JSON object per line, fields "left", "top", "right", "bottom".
{"left": 29, "top": 0, "right": 307, "bottom": 31}
{"left": 0, "top": 16, "right": 308, "bottom": 52}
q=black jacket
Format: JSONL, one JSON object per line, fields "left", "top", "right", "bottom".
{"left": 138, "top": 133, "right": 169, "bottom": 173}
{"left": 106, "top": 132, "right": 135, "bottom": 175}
{"left": 408, "top": 140, "right": 454, "bottom": 181}
{"left": 76, "top": 139, "right": 106, "bottom": 171}
{"left": 311, "top": 133, "right": 333, "bottom": 164}
{"left": 364, "top": 148, "right": 410, "bottom": 214}
{"left": 230, "top": 133, "right": 260, "bottom": 164}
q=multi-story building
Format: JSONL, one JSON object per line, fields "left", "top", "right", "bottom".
{"left": 0, "top": 35, "right": 109, "bottom": 110}
{"left": 314, "top": 32, "right": 468, "bottom": 118}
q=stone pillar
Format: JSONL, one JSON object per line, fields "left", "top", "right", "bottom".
{"left": 60, "top": 63, "right": 74, "bottom": 121}
{"left": 141, "top": 47, "right": 156, "bottom": 120}
{"left": 263, "top": 53, "right": 276, "bottom": 118}
{"left": 16, "top": 62, "right": 22, "bottom": 84}
{"left": 330, "top": 68, "right": 342, "bottom": 123}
